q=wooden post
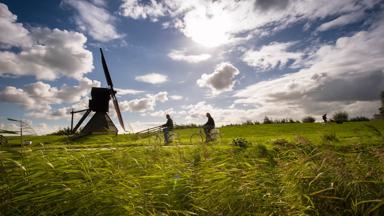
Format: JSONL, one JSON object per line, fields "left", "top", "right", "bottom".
{"left": 71, "top": 109, "right": 74, "bottom": 131}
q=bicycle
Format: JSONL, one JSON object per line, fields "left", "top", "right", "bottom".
{"left": 190, "top": 128, "right": 221, "bottom": 145}
{"left": 149, "top": 130, "right": 180, "bottom": 146}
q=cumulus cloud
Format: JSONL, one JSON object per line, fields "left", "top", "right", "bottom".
{"left": 0, "top": 4, "right": 94, "bottom": 80}
{"left": 135, "top": 73, "right": 168, "bottom": 84}
{"left": 120, "top": 91, "right": 168, "bottom": 112}
{"left": 180, "top": 101, "right": 275, "bottom": 125}
{"left": 0, "top": 3, "right": 31, "bottom": 48}
{"left": 0, "top": 78, "right": 100, "bottom": 119}
{"left": 0, "top": 86, "right": 37, "bottom": 109}
{"left": 168, "top": 50, "right": 211, "bottom": 63}
{"left": 148, "top": 108, "right": 175, "bottom": 117}
{"left": 119, "top": 0, "right": 379, "bottom": 47}
{"left": 63, "top": 0, "right": 123, "bottom": 42}
{"left": 27, "top": 107, "right": 71, "bottom": 120}
{"left": 119, "top": 0, "right": 165, "bottom": 20}
{"left": 234, "top": 16, "right": 384, "bottom": 118}
{"left": 242, "top": 42, "right": 303, "bottom": 71}
{"left": 115, "top": 88, "right": 144, "bottom": 96}
{"left": 197, "top": 62, "right": 240, "bottom": 95}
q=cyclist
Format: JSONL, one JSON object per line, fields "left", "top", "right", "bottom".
{"left": 161, "top": 114, "right": 173, "bottom": 144}
{"left": 203, "top": 113, "right": 215, "bottom": 142}
{"left": 322, "top": 113, "right": 327, "bottom": 123}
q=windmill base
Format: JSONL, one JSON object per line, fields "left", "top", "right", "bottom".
{"left": 81, "top": 112, "right": 118, "bottom": 135}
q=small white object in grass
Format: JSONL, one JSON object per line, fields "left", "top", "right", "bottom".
{"left": 24, "top": 141, "right": 32, "bottom": 145}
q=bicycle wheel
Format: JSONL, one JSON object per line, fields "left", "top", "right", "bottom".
{"left": 150, "top": 134, "right": 162, "bottom": 146}
{"left": 190, "top": 133, "right": 204, "bottom": 145}
{"left": 169, "top": 132, "right": 180, "bottom": 146}
{"left": 210, "top": 129, "right": 222, "bottom": 144}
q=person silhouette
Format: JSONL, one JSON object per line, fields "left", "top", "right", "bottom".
{"left": 161, "top": 114, "right": 173, "bottom": 144}
{"left": 203, "top": 113, "right": 215, "bottom": 142}
{"left": 322, "top": 114, "right": 327, "bottom": 123}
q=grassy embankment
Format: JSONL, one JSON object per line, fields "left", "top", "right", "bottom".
{"left": 1, "top": 121, "right": 384, "bottom": 215}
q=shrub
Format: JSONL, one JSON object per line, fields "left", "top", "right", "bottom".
{"left": 322, "top": 132, "right": 338, "bottom": 143}
{"left": 333, "top": 111, "right": 349, "bottom": 124}
{"left": 263, "top": 116, "right": 272, "bottom": 124}
{"left": 349, "top": 116, "right": 370, "bottom": 122}
{"left": 49, "top": 127, "right": 72, "bottom": 136}
{"left": 243, "top": 120, "right": 255, "bottom": 125}
{"left": 232, "top": 137, "right": 250, "bottom": 148}
{"left": 302, "top": 116, "right": 316, "bottom": 123}
{"left": 272, "top": 138, "right": 289, "bottom": 146}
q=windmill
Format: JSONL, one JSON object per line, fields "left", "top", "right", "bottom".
{"left": 71, "top": 48, "right": 126, "bottom": 135}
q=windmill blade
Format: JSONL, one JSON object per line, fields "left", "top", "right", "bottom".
{"left": 100, "top": 48, "right": 114, "bottom": 88}
{"left": 111, "top": 93, "right": 126, "bottom": 131}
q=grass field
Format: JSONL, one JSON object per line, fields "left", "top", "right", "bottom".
{"left": 1, "top": 121, "right": 384, "bottom": 215}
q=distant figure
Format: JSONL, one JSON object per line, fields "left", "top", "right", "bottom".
{"left": 203, "top": 113, "right": 215, "bottom": 142}
{"left": 322, "top": 114, "right": 327, "bottom": 123}
{"left": 161, "top": 114, "right": 173, "bottom": 144}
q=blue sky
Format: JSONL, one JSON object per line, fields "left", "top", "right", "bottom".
{"left": 1, "top": 0, "right": 383, "bottom": 134}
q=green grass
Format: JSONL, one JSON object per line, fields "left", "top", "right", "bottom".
{"left": 1, "top": 121, "right": 384, "bottom": 215}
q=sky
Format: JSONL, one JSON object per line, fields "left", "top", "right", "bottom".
{"left": 0, "top": 0, "right": 384, "bottom": 134}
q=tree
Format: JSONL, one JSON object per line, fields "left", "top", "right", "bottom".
{"left": 333, "top": 112, "right": 349, "bottom": 124}
{"left": 263, "top": 116, "right": 272, "bottom": 124}
{"left": 302, "top": 116, "right": 316, "bottom": 123}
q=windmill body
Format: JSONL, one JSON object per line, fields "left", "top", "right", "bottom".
{"left": 71, "top": 49, "right": 126, "bottom": 135}
{"left": 79, "top": 87, "right": 118, "bottom": 135}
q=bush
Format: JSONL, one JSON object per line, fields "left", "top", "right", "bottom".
{"left": 49, "top": 127, "right": 72, "bottom": 136}
{"left": 263, "top": 116, "right": 272, "bottom": 124}
{"left": 333, "top": 111, "right": 349, "bottom": 124}
{"left": 232, "top": 137, "right": 250, "bottom": 148}
{"left": 349, "top": 116, "right": 370, "bottom": 122}
{"left": 322, "top": 132, "right": 339, "bottom": 143}
{"left": 302, "top": 116, "right": 316, "bottom": 123}
{"left": 242, "top": 120, "right": 255, "bottom": 125}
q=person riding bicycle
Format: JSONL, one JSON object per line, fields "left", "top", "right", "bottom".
{"left": 203, "top": 113, "right": 215, "bottom": 142}
{"left": 161, "top": 114, "right": 173, "bottom": 144}
{"left": 322, "top": 113, "right": 327, "bottom": 123}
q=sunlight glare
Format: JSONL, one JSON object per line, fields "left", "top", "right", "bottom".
{"left": 183, "top": 7, "right": 231, "bottom": 48}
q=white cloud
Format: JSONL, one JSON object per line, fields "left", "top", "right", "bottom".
{"left": 0, "top": 86, "right": 37, "bottom": 109}
{"left": 119, "top": 0, "right": 165, "bottom": 20}
{"left": 0, "top": 28, "right": 93, "bottom": 80}
{"left": 120, "top": 91, "right": 168, "bottom": 112}
{"left": 0, "top": 3, "right": 94, "bottom": 81}
{"left": 148, "top": 108, "right": 175, "bottom": 117}
{"left": 179, "top": 101, "right": 296, "bottom": 125}
{"left": 170, "top": 95, "right": 183, "bottom": 100}
{"left": 0, "top": 78, "right": 100, "bottom": 119}
{"left": 0, "top": 3, "right": 31, "bottom": 48}
{"left": 317, "top": 11, "right": 365, "bottom": 32}
{"left": 234, "top": 15, "right": 384, "bottom": 118}
{"left": 27, "top": 107, "right": 71, "bottom": 120}
{"left": 168, "top": 50, "right": 211, "bottom": 63}
{"left": 33, "top": 123, "right": 61, "bottom": 135}
{"left": 135, "top": 73, "right": 168, "bottom": 84}
{"left": 197, "top": 62, "right": 240, "bottom": 95}
{"left": 63, "top": 0, "right": 122, "bottom": 42}
{"left": 115, "top": 87, "right": 144, "bottom": 96}
{"left": 154, "top": 91, "right": 168, "bottom": 102}
{"left": 242, "top": 42, "right": 303, "bottom": 71}
{"left": 119, "top": 0, "right": 379, "bottom": 47}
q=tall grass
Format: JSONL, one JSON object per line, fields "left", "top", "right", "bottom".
{"left": 1, "top": 121, "right": 384, "bottom": 215}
